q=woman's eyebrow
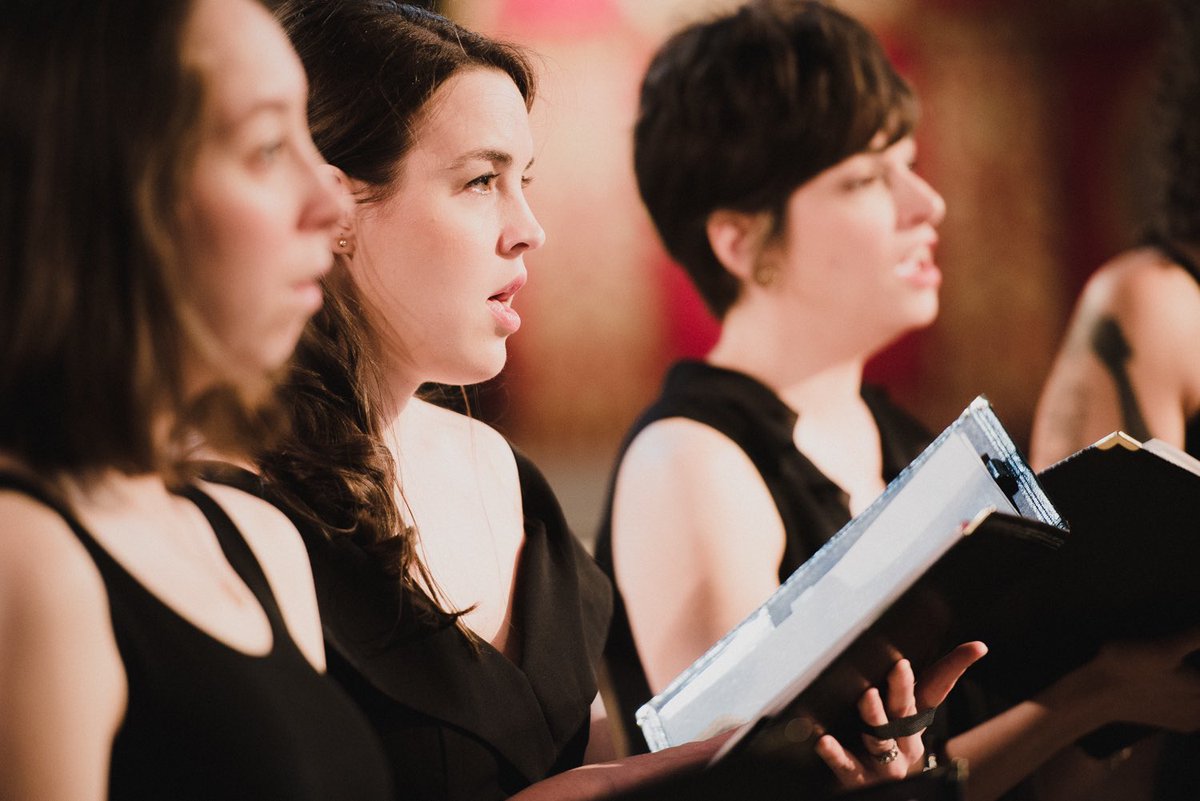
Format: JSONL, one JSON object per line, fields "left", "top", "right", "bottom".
{"left": 446, "top": 149, "right": 536, "bottom": 171}
{"left": 449, "top": 148, "right": 511, "bottom": 169}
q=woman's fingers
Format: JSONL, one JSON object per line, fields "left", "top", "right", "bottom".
{"left": 1089, "top": 631, "right": 1200, "bottom": 731}
{"left": 882, "top": 658, "right": 931, "bottom": 768}
{"left": 852, "top": 684, "right": 907, "bottom": 780}
{"left": 916, "top": 641, "right": 988, "bottom": 710}
{"left": 886, "top": 658, "right": 918, "bottom": 719}
{"left": 837, "top": 650, "right": 979, "bottom": 787}
{"left": 816, "top": 733, "right": 868, "bottom": 788}
{"left": 858, "top": 686, "right": 889, "bottom": 728}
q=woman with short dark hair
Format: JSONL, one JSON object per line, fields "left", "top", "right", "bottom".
{"left": 598, "top": 2, "right": 1200, "bottom": 799}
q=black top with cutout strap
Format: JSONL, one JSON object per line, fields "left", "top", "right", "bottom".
{"left": 0, "top": 475, "right": 393, "bottom": 801}
{"left": 593, "top": 360, "right": 932, "bottom": 751}
{"left": 215, "top": 446, "right": 612, "bottom": 801}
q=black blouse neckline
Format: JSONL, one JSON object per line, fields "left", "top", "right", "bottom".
{"left": 301, "top": 448, "right": 610, "bottom": 787}
{"left": 665, "top": 360, "right": 920, "bottom": 491}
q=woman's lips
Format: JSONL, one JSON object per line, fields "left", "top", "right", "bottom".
{"left": 488, "top": 298, "right": 521, "bottom": 333}
{"left": 487, "top": 275, "right": 526, "bottom": 334}
{"left": 895, "top": 257, "right": 941, "bottom": 289}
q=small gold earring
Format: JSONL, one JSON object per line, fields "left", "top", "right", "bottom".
{"left": 753, "top": 261, "right": 778, "bottom": 288}
{"left": 337, "top": 237, "right": 348, "bottom": 250}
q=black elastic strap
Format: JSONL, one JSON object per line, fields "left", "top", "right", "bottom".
{"left": 866, "top": 706, "right": 938, "bottom": 740}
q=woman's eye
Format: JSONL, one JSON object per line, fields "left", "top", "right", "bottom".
{"left": 521, "top": 174, "right": 534, "bottom": 188}
{"left": 845, "top": 174, "right": 879, "bottom": 190}
{"left": 253, "top": 140, "right": 285, "bottom": 168}
{"left": 467, "top": 172, "right": 500, "bottom": 192}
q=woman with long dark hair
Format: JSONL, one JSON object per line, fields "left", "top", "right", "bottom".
{"left": 244, "top": 2, "right": 961, "bottom": 798}
{"left": 0, "top": 1, "right": 391, "bottom": 797}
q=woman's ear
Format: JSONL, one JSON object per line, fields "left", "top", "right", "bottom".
{"left": 706, "top": 209, "right": 773, "bottom": 283}
{"left": 325, "top": 165, "right": 357, "bottom": 257}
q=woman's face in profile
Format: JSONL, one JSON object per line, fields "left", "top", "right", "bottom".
{"left": 765, "top": 135, "right": 947, "bottom": 343}
{"left": 347, "top": 67, "right": 545, "bottom": 389}
{"left": 175, "top": 0, "right": 342, "bottom": 391}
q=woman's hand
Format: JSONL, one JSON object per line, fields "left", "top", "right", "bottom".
{"left": 1078, "top": 629, "right": 1200, "bottom": 733}
{"left": 509, "top": 732, "right": 732, "bottom": 801}
{"left": 938, "top": 632, "right": 1200, "bottom": 801}
{"left": 817, "top": 642, "right": 987, "bottom": 789}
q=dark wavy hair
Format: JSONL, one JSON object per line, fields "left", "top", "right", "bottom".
{"left": 1149, "top": 0, "right": 1200, "bottom": 245}
{"left": 0, "top": 0, "right": 283, "bottom": 481}
{"left": 258, "top": 0, "right": 535, "bottom": 622}
{"left": 634, "top": 0, "right": 917, "bottom": 318}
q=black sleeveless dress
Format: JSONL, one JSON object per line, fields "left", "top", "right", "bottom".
{"left": 217, "top": 447, "right": 613, "bottom": 801}
{"left": 593, "top": 360, "right": 932, "bottom": 751}
{"left": 0, "top": 476, "right": 393, "bottom": 801}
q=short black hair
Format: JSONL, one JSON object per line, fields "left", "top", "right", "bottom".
{"left": 634, "top": 0, "right": 917, "bottom": 317}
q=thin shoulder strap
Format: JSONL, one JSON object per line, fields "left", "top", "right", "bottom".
{"left": 0, "top": 472, "right": 117, "bottom": 568}
{"left": 0, "top": 471, "right": 69, "bottom": 514}
{"left": 176, "top": 485, "right": 287, "bottom": 627}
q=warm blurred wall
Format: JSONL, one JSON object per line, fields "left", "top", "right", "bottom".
{"left": 442, "top": 0, "right": 1169, "bottom": 538}
{"left": 859, "top": 0, "right": 1167, "bottom": 443}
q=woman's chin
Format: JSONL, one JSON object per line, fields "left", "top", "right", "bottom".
{"left": 435, "top": 350, "right": 509, "bottom": 388}
{"left": 900, "top": 293, "right": 940, "bottom": 330}
{"left": 913, "top": 301, "right": 940, "bottom": 329}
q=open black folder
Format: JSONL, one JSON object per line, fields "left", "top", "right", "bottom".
{"left": 637, "top": 415, "right": 1200, "bottom": 785}
{"left": 633, "top": 397, "right": 1067, "bottom": 785}
{"left": 969, "top": 432, "right": 1200, "bottom": 756}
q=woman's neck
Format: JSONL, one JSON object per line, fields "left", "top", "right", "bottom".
{"left": 706, "top": 302, "right": 870, "bottom": 413}
{"left": 374, "top": 363, "right": 423, "bottom": 427}
{"left": 379, "top": 395, "right": 449, "bottom": 489}
{"left": 0, "top": 449, "right": 174, "bottom": 505}
{"left": 53, "top": 469, "right": 180, "bottom": 525}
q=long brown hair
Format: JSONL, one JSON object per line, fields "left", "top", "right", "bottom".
{"left": 259, "top": 0, "right": 536, "bottom": 620}
{"left": 0, "top": 0, "right": 282, "bottom": 481}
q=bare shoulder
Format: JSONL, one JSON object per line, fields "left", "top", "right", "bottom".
{"left": 1079, "top": 248, "right": 1200, "bottom": 341}
{"left": 0, "top": 490, "right": 110, "bottom": 609}
{"left": 410, "top": 397, "right": 512, "bottom": 450}
{"left": 0, "top": 491, "right": 125, "bottom": 798}
{"left": 199, "top": 479, "right": 304, "bottom": 540}
{"left": 612, "top": 419, "right": 787, "bottom": 685}
{"left": 407, "top": 398, "right": 519, "bottom": 493}
{"left": 1032, "top": 247, "right": 1200, "bottom": 465}
{"left": 614, "top": 417, "right": 782, "bottom": 553}
{"left": 196, "top": 481, "right": 325, "bottom": 669}
{"left": 618, "top": 416, "right": 764, "bottom": 495}
{"left": 1080, "top": 248, "right": 1200, "bottom": 389}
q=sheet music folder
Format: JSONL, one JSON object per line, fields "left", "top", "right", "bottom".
{"left": 970, "top": 432, "right": 1200, "bottom": 756}
{"left": 635, "top": 397, "right": 1067, "bottom": 764}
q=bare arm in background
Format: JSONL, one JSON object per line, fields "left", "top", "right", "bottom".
{"left": 1031, "top": 247, "right": 1200, "bottom": 469}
